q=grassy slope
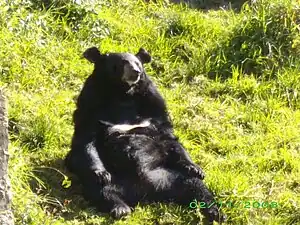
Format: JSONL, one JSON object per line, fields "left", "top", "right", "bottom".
{"left": 1, "top": 0, "right": 300, "bottom": 224}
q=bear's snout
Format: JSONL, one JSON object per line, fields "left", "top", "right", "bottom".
{"left": 123, "top": 63, "right": 142, "bottom": 85}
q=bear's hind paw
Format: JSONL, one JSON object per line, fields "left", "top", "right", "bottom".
{"left": 206, "top": 206, "right": 226, "bottom": 224}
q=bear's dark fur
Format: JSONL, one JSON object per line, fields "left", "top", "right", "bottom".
{"left": 65, "top": 47, "right": 225, "bottom": 223}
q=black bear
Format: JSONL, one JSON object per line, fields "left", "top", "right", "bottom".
{"left": 65, "top": 47, "right": 225, "bottom": 223}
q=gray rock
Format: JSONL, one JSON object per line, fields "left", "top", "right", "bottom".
{"left": 0, "top": 91, "right": 14, "bottom": 225}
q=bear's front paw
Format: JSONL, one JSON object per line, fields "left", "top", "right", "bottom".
{"left": 94, "top": 169, "right": 111, "bottom": 185}
{"left": 184, "top": 164, "right": 205, "bottom": 180}
{"left": 111, "top": 204, "right": 132, "bottom": 219}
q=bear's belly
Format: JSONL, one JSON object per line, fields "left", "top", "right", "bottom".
{"left": 98, "top": 122, "right": 166, "bottom": 178}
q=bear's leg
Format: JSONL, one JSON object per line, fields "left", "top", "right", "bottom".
{"left": 66, "top": 147, "right": 132, "bottom": 219}
{"left": 82, "top": 180, "right": 132, "bottom": 219}
{"left": 166, "top": 142, "right": 205, "bottom": 179}
{"left": 170, "top": 176, "right": 225, "bottom": 223}
{"left": 144, "top": 168, "right": 225, "bottom": 223}
{"left": 102, "top": 185, "right": 132, "bottom": 218}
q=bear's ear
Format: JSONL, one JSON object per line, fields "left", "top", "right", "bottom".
{"left": 136, "top": 48, "right": 151, "bottom": 64}
{"left": 83, "top": 47, "right": 101, "bottom": 63}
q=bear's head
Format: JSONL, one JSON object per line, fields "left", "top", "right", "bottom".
{"left": 83, "top": 47, "right": 151, "bottom": 89}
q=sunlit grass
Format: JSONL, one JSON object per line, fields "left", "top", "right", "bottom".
{"left": 1, "top": 0, "right": 300, "bottom": 224}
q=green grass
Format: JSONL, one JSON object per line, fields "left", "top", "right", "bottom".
{"left": 1, "top": 0, "right": 300, "bottom": 224}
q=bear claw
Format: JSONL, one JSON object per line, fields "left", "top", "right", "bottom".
{"left": 111, "top": 204, "right": 132, "bottom": 219}
{"left": 185, "top": 164, "right": 205, "bottom": 180}
{"left": 94, "top": 169, "right": 111, "bottom": 185}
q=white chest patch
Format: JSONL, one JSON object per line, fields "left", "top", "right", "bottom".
{"left": 99, "top": 119, "right": 151, "bottom": 134}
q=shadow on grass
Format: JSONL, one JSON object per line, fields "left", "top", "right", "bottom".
{"left": 148, "top": 0, "right": 251, "bottom": 12}
{"left": 28, "top": 158, "right": 116, "bottom": 225}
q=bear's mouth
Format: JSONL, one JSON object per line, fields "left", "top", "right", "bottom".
{"left": 125, "top": 73, "right": 142, "bottom": 94}
{"left": 125, "top": 74, "right": 141, "bottom": 86}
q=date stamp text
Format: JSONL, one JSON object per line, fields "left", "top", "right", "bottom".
{"left": 189, "top": 199, "right": 279, "bottom": 209}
